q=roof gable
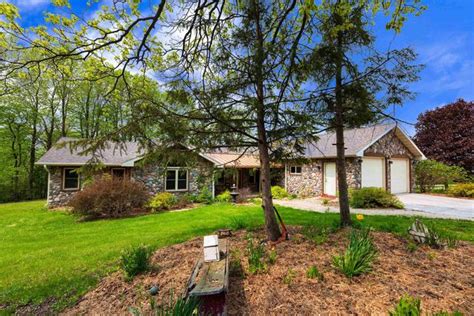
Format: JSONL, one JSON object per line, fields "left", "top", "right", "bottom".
{"left": 303, "top": 124, "right": 425, "bottom": 159}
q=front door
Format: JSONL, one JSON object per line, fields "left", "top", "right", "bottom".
{"left": 324, "top": 162, "right": 337, "bottom": 196}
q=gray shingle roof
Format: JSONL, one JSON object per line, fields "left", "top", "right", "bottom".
{"left": 36, "top": 137, "right": 144, "bottom": 166}
{"left": 304, "top": 124, "right": 396, "bottom": 158}
{"left": 36, "top": 124, "right": 424, "bottom": 166}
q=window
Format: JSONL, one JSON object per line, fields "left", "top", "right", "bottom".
{"left": 165, "top": 168, "right": 188, "bottom": 191}
{"left": 112, "top": 168, "right": 125, "bottom": 180}
{"left": 290, "top": 166, "right": 302, "bottom": 174}
{"left": 63, "top": 168, "right": 80, "bottom": 190}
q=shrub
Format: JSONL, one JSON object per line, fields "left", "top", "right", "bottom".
{"left": 432, "top": 311, "right": 463, "bottom": 316}
{"left": 302, "top": 223, "right": 335, "bottom": 245}
{"left": 332, "top": 229, "right": 378, "bottom": 277}
{"left": 283, "top": 268, "right": 296, "bottom": 285}
{"left": 246, "top": 235, "right": 267, "bottom": 274}
{"left": 267, "top": 249, "right": 277, "bottom": 265}
{"left": 69, "top": 176, "right": 149, "bottom": 219}
{"left": 447, "top": 183, "right": 474, "bottom": 198}
{"left": 306, "top": 265, "right": 324, "bottom": 281}
{"left": 350, "top": 187, "right": 404, "bottom": 209}
{"left": 130, "top": 291, "right": 200, "bottom": 316}
{"left": 148, "top": 192, "right": 177, "bottom": 211}
{"left": 175, "top": 194, "right": 192, "bottom": 209}
{"left": 229, "top": 217, "right": 249, "bottom": 230}
{"left": 215, "top": 190, "right": 232, "bottom": 203}
{"left": 194, "top": 187, "right": 213, "bottom": 204}
{"left": 271, "top": 185, "right": 289, "bottom": 199}
{"left": 415, "top": 160, "right": 468, "bottom": 192}
{"left": 389, "top": 295, "right": 421, "bottom": 316}
{"left": 120, "top": 245, "right": 152, "bottom": 279}
{"left": 406, "top": 241, "right": 418, "bottom": 253}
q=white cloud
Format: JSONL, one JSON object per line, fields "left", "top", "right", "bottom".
{"left": 9, "top": 0, "right": 50, "bottom": 8}
{"left": 414, "top": 33, "right": 474, "bottom": 99}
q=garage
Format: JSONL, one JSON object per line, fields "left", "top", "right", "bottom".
{"left": 390, "top": 158, "right": 409, "bottom": 193}
{"left": 361, "top": 157, "right": 385, "bottom": 189}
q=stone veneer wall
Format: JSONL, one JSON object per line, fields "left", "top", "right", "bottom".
{"left": 345, "top": 158, "right": 362, "bottom": 189}
{"left": 285, "top": 161, "right": 323, "bottom": 197}
{"left": 364, "top": 130, "right": 415, "bottom": 192}
{"left": 47, "top": 161, "right": 215, "bottom": 207}
{"left": 131, "top": 162, "right": 214, "bottom": 196}
{"left": 47, "top": 166, "right": 82, "bottom": 207}
{"left": 285, "top": 130, "right": 419, "bottom": 197}
{"left": 285, "top": 159, "right": 362, "bottom": 197}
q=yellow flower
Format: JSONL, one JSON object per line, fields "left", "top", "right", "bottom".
{"left": 356, "top": 214, "right": 364, "bottom": 221}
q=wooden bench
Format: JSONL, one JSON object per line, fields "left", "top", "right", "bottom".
{"left": 185, "top": 239, "right": 229, "bottom": 315}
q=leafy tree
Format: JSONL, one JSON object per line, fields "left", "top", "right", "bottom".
{"left": 414, "top": 99, "right": 473, "bottom": 173}
{"left": 303, "top": 0, "right": 424, "bottom": 226}
{"left": 415, "top": 159, "right": 468, "bottom": 192}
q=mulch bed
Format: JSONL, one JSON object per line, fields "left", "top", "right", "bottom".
{"left": 63, "top": 227, "right": 474, "bottom": 315}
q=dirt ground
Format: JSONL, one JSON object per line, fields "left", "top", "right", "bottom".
{"left": 63, "top": 227, "right": 474, "bottom": 315}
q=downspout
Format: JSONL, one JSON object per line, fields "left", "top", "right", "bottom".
{"left": 43, "top": 165, "right": 50, "bottom": 206}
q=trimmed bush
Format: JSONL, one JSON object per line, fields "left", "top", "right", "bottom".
{"left": 271, "top": 185, "right": 289, "bottom": 199}
{"left": 69, "top": 176, "right": 149, "bottom": 219}
{"left": 120, "top": 244, "right": 152, "bottom": 279}
{"left": 148, "top": 192, "right": 178, "bottom": 211}
{"left": 215, "top": 190, "right": 232, "bottom": 203}
{"left": 350, "top": 187, "right": 404, "bottom": 209}
{"left": 332, "top": 229, "right": 378, "bottom": 277}
{"left": 447, "top": 183, "right": 474, "bottom": 198}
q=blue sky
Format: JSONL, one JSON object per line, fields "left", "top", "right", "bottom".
{"left": 7, "top": 0, "right": 474, "bottom": 135}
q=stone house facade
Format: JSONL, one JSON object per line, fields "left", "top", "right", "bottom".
{"left": 37, "top": 139, "right": 265, "bottom": 207}
{"left": 284, "top": 124, "right": 424, "bottom": 197}
{"left": 37, "top": 124, "right": 425, "bottom": 207}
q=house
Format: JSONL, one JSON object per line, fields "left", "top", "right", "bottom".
{"left": 36, "top": 138, "right": 282, "bottom": 207}
{"left": 36, "top": 123, "right": 425, "bottom": 207}
{"left": 284, "top": 123, "right": 425, "bottom": 197}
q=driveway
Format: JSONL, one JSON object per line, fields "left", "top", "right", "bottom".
{"left": 275, "top": 194, "right": 473, "bottom": 220}
{"left": 396, "top": 193, "right": 473, "bottom": 220}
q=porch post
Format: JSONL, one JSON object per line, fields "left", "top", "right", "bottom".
{"left": 212, "top": 169, "right": 216, "bottom": 198}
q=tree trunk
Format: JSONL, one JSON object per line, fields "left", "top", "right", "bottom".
{"left": 252, "top": 0, "right": 281, "bottom": 241}
{"left": 334, "top": 27, "right": 352, "bottom": 227}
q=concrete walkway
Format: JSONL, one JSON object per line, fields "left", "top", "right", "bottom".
{"left": 275, "top": 194, "right": 473, "bottom": 220}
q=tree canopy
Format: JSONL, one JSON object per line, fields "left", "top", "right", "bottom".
{"left": 414, "top": 99, "right": 473, "bottom": 173}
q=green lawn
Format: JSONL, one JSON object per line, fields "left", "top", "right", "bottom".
{"left": 0, "top": 200, "right": 473, "bottom": 311}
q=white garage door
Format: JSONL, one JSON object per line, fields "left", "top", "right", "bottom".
{"left": 361, "top": 158, "right": 385, "bottom": 188}
{"left": 390, "top": 159, "right": 409, "bottom": 194}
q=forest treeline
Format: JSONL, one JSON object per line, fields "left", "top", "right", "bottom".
{"left": 0, "top": 56, "right": 157, "bottom": 202}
